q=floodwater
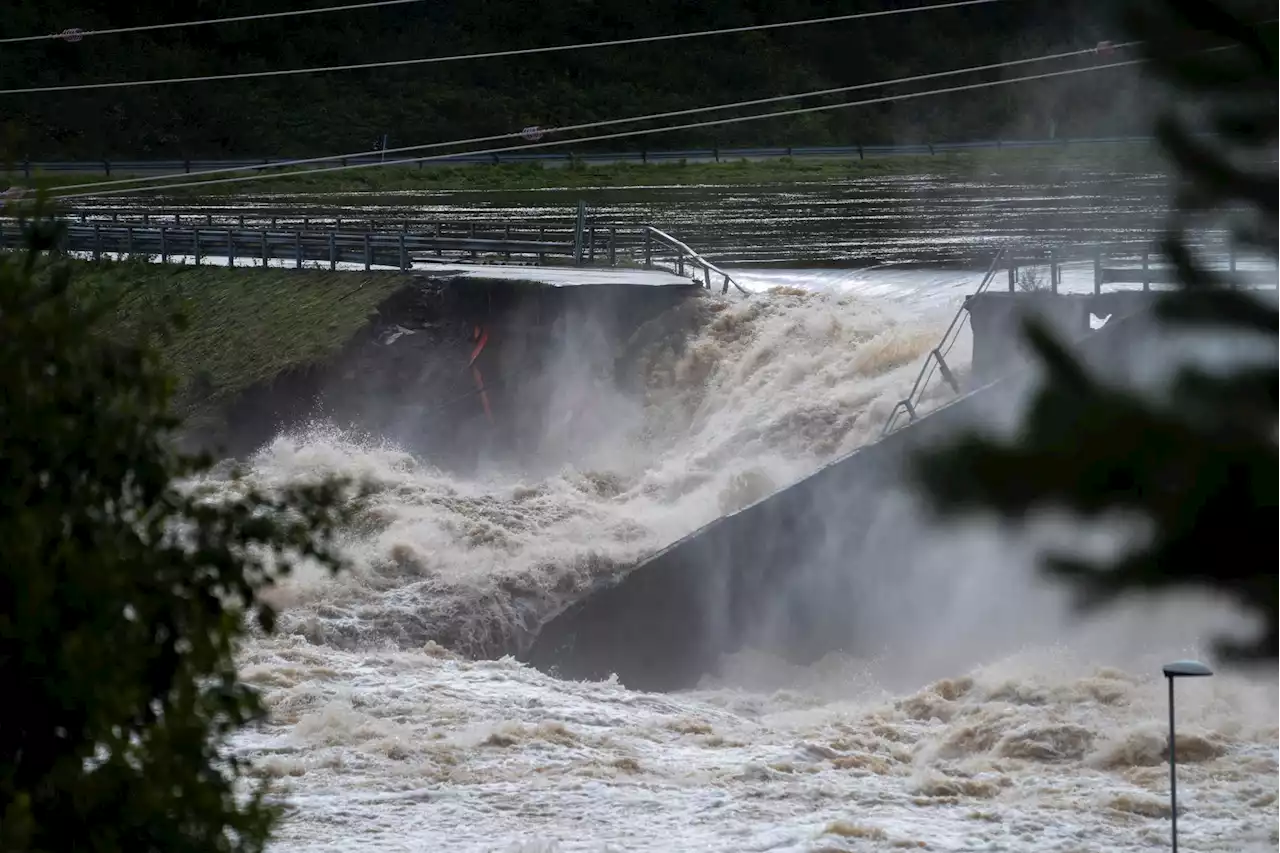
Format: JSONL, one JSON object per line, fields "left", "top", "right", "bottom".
{"left": 89, "top": 165, "right": 1182, "bottom": 266}
{"left": 156, "top": 168, "right": 1277, "bottom": 852}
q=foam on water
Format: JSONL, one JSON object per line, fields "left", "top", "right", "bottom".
{"left": 215, "top": 268, "right": 1277, "bottom": 851}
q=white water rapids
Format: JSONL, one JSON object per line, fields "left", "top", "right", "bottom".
{"left": 213, "top": 266, "right": 1277, "bottom": 852}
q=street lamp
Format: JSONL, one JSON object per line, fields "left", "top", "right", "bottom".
{"left": 1162, "top": 659, "right": 1214, "bottom": 853}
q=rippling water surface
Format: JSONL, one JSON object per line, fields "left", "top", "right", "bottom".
{"left": 144, "top": 170, "right": 1275, "bottom": 852}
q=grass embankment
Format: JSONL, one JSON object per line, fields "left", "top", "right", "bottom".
{"left": 78, "top": 260, "right": 406, "bottom": 436}
{"left": 20, "top": 142, "right": 1168, "bottom": 199}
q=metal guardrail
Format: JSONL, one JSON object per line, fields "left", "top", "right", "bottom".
{"left": 1, "top": 136, "right": 1157, "bottom": 178}
{"left": 640, "top": 225, "right": 748, "bottom": 295}
{"left": 881, "top": 247, "right": 1006, "bottom": 437}
{"left": 0, "top": 218, "right": 752, "bottom": 291}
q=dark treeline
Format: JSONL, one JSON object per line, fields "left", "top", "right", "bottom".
{"left": 4, "top": 0, "right": 1150, "bottom": 159}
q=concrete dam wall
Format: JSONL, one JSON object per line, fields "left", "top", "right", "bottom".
{"left": 523, "top": 289, "right": 1266, "bottom": 692}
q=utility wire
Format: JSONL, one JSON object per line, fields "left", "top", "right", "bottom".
{"left": 54, "top": 42, "right": 1138, "bottom": 194}
{"left": 55, "top": 57, "right": 1147, "bottom": 201}
{"left": 1, "top": 0, "right": 1010, "bottom": 94}
{"left": 0, "top": 0, "right": 432, "bottom": 45}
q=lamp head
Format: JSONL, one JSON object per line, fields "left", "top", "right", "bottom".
{"left": 1162, "top": 660, "right": 1214, "bottom": 678}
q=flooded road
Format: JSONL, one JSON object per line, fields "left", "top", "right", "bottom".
{"left": 88, "top": 166, "right": 1178, "bottom": 267}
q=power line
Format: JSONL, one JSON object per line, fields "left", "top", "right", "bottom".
{"left": 54, "top": 43, "right": 1137, "bottom": 194}
{"left": 0, "top": 0, "right": 432, "bottom": 45}
{"left": 55, "top": 57, "right": 1147, "bottom": 201}
{"left": 1, "top": 0, "right": 1010, "bottom": 95}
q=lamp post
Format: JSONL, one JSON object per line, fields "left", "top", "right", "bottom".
{"left": 1162, "top": 659, "right": 1213, "bottom": 853}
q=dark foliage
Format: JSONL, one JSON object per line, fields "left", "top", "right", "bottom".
{"left": 0, "top": 194, "right": 362, "bottom": 851}
{"left": 2, "top": 0, "right": 1144, "bottom": 158}
{"left": 913, "top": 0, "right": 1277, "bottom": 661}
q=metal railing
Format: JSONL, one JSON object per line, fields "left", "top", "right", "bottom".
{"left": 640, "top": 225, "right": 748, "bottom": 295}
{"left": 881, "top": 246, "right": 1007, "bottom": 437}
{"left": 1, "top": 136, "right": 1157, "bottom": 178}
{"left": 0, "top": 217, "right": 748, "bottom": 284}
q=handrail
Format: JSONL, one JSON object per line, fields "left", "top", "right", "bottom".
{"left": 880, "top": 245, "right": 1007, "bottom": 437}
{"left": 642, "top": 224, "right": 749, "bottom": 295}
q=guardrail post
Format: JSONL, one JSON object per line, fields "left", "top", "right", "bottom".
{"left": 294, "top": 231, "right": 302, "bottom": 269}
{"left": 1093, "top": 248, "right": 1103, "bottom": 294}
{"left": 194, "top": 229, "right": 202, "bottom": 266}
{"left": 857, "top": 144, "right": 864, "bottom": 160}
{"left": 363, "top": 233, "right": 371, "bottom": 271}
{"left": 103, "top": 160, "right": 111, "bottom": 177}
{"left": 126, "top": 225, "right": 134, "bottom": 257}
{"left": 142, "top": 212, "right": 150, "bottom": 225}
{"left": 399, "top": 233, "right": 408, "bottom": 270}
{"left": 643, "top": 229, "right": 652, "bottom": 268}
{"left": 184, "top": 160, "right": 191, "bottom": 174}
{"left": 608, "top": 227, "right": 616, "bottom": 265}
{"left": 1142, "top": 251, "right": 1150, "bottom": 291}
{"left": 703, "top": 266, "right": 711, "bottom": 288}
{"left": 677, "top": 249, "right": 684, "bottom": 277}
{"left": 227, "top": 228, "right": 236, "bottom": 267}
{"left": 505, "top": 224, "right": 511, "bottom": 262}
{"left": 933, "top": 349, "right": 960, "bottom": 393}
{"left": 160, "top": 226, "right": 168, "bottom": 263}
{"left": 588, "top": 224, "right": 596, "bottom": 263}
{"left": 1050, "top": 249, "right": 1059, "bottom": 293}
{"left": 1007, "top": 257, "right": 1016, "bottom": 292}
{"left": 537, "top": 227, "right": 545, "bottom": 265}
{"left": 261, "top": 231, "right": 268, "bottom": 267}
{"left": 92, "top": 223, "right": 102, "bottom": 262}
{"left": 23, "top": 160, "right": 30, "bottom": 178}
{"left": 238, "top": 215, "right": 245, "bottom": 228}
{"left": 435, "top": 222, "right": 442, "bottom": 256}
{"left": 469, "top": 223, "right": 478, "bottom": 259}
{"left": 329, "top": 232, "right": 336, "bottom": 270}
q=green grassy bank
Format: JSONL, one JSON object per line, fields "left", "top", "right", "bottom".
{"left": 77, "top": 260, "right": 407, "bottom": 436}
{"left": 18, "top": 142, "right": 1170, "bottom": 201}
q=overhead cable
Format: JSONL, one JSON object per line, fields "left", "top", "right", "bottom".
{"left": 1, "top": 0, "right": 1010, "bottom": 94}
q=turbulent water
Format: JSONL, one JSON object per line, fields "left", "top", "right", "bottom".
{"left": 193, "top": 190, "right": 1277, "bottom": 850}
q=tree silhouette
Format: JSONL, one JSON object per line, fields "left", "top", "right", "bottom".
{"left": 912, "top": 0, "right": 1277, "bottom": 661}
{"left": 0, "top": 194, "right": 360, "bottom": 852}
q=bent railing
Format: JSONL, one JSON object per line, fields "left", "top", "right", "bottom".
{"left": 641, "top": 225, "right": 748, "bottom": 295}
{"left": 880, "top": 246, "right": 1007, "bottom": 437}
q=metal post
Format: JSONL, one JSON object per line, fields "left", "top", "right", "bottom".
{"left": 92, "top": 223, "right": 102, "bottom": 262}
{"left": 609, "top": 226, "right": 616, "bottom": 265}
{"left": 1007, "top": 259, "right": 1016, "bottom": 292}
{"left": 1162, "top": 660, "right": 1213, "bottom": 853}
{"left": 1168, "top": 677, "right": 1178, "bottom": 853}
{"left": 126, "top": 225, "right": 134, "bottom": 257}
{"left": 1142, "top": 251, "right": 1150, "bottom": 292}
{"left": 329, "top": 233, "right": 336, "bottom": 270}
{"left": 677, "top": 250, "right": 684, "bottom": 277}
{"left": 227, "top": 228, "right": 236, "bottom": 267}
{"left": 1093, "top": 249, "right": 1103, "bottom": 295}
{"left": 363, "top": 233, "right": 371, "bottom": 271}
{"left": 703, "top": 266, "right": 711, "bottom": 288}
{"left": 435, "top": 222, "right": 442, "bottom": 257}
{"left": 469, "top": 223, "right": 477, "bottom": 259}
{"left": 399, "top": 233, "right": 408, "bottom": 271}
{"left": 538, "top": 227, "right": 545, "bottom": 265}
{"left": 194, "top": 229, "right": 202, "bottom": 266}
{"left": 261, "top": 231, "right": 269, "bottom": 267}
{"left": 160, "top": 226, "right": 168, "bottom": 263}
{"left": 295, "top": 231, "right": 302, "bottom": 269}
{"left": 644, "top": 229, "right": 652, "bottom": 268}
{"left": 1050, "top": 249, "right": 1059, "bottom": 294}
{"left": 588, "top": 224, "right": 596, "bottom": 263}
